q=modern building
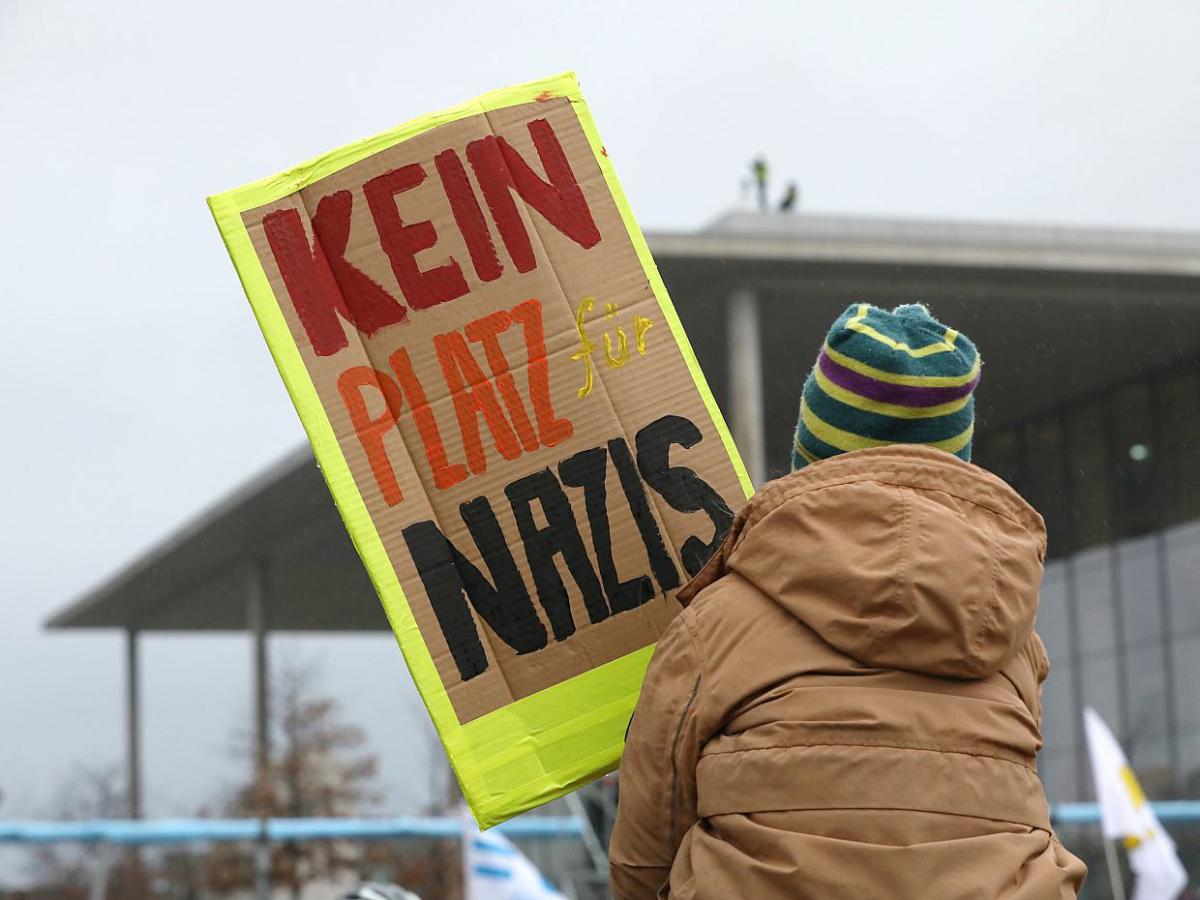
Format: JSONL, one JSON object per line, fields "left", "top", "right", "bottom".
{"left": 47, "top": 210, "right": 1200, "bottom": 897}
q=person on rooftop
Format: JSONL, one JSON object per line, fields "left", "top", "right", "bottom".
{"left": 779, "top": 181, "right": 799, "bottom": 212}
{"left": 751, "top": 155, "right": 769, "bottom": 211}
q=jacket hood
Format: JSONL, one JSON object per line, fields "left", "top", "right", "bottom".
{"left": 679, "top": 445, "right": 1046, "bottom": 679}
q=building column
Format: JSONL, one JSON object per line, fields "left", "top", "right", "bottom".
{"left": 125, "top": 628, "right": 142, "bottom": 820}
{"left": 727, "top": 286, "right": 767, "bottom": 487}
{"left": 124, "top": 628, "right": 146, "bottom": 897}
{"left": 247, "top": 562, "right": 271, "bottom": 900}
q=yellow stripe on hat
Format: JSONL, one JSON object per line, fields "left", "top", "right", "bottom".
{"left": 800, "top": 398, "right": 975, "bottom": 454}
{"left": 823, "top": 342, "right": 981, "bottom": 388}
{"left": 845, "top": 303, "right": 959, "bottom": 358}
{"left": 793, "top": 433, "right": 821, "bottom": 465}
{"left": 813, "top": 366, "right": 973, "bottom": 419}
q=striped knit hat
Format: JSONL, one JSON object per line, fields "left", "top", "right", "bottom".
{"left": 792, "top": 302, "right": 980, "bottom": 470}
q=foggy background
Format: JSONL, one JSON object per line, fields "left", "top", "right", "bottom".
{"left": 3, "top": 0, "right": 1200, "bottom": 833}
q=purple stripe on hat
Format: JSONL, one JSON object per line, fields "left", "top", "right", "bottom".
{"left": 818, "top": 350, "right": 979, "bottom": 408}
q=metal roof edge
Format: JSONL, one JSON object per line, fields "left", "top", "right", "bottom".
{"left": 45, "top": 445, "right": 316, "bottom": 630}
{"left": 646, "top": 211, "right": 1200, "bottom": 277}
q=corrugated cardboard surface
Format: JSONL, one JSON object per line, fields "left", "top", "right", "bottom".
{"left": 209, "top": 73, "right": 751, "bottom": 827}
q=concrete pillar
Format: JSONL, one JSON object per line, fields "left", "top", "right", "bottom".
{"left": 124, "top": 629, "right": 146, "bottom": 897}
{"left": 125, "top": 629, "right": 141, "bottom": 820}
{"left": 727, "top": 286, "right": 767, "bottom": 487}
{"left": 247, "top": 562, "right": 271, "bottom": 900}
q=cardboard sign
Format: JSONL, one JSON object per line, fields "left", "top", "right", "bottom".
{"left": 209, "top": 72, "right": 751, "bottom": 827}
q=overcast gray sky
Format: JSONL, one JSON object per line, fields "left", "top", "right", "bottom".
{"left": 3, "top": 0, "right": 1200, "bottom": 850}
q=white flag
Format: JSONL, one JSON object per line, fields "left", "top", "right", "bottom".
{"left": 462, "top": 811, "right": 567, "bottom": 900}
{"left": 1083, "top": 707, "right": 1188, "bottom": 900}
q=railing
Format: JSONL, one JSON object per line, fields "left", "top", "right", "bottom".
{"left": 3, "top": 803, "right": 1200, "bottom": 845}
{"left": 1051, "top": 801, "right": 1200, "bottom": 825}
{"left": 0, "top": 815, "right": 583, "bottom": 845}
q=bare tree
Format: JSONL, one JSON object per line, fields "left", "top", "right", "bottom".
{"left": 207, "top": 660, "right": 381, "bottom": 898}
{"left": 27, "top": 764, "right": 144, "bottom": 900}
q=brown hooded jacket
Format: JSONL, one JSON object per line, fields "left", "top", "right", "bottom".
{"left": 609, "top": 445, "right": 1086, "bottom": 899}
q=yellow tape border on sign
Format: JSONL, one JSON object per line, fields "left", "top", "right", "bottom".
{"left": 207, "top": 71, "right": 752, "bottom": 828}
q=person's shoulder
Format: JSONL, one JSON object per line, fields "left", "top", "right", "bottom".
{"left": 676, "top": 569, "right": 775, "bottom": 641}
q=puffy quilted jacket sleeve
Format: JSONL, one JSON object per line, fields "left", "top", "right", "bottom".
{"left": 609, "top": 613, "right": 706, "bottom": 900}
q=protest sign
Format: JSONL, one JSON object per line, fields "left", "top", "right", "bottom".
{"left": 208, "top": 72, "right": 751, "bottom": 826}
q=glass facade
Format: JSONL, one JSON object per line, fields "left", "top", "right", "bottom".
{"left": 973, "top": 358, "right": 1200, "bottom": 896}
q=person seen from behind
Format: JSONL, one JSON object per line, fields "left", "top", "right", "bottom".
{"left": 609, "top": 302, "right": 1087, "bottom": 899}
